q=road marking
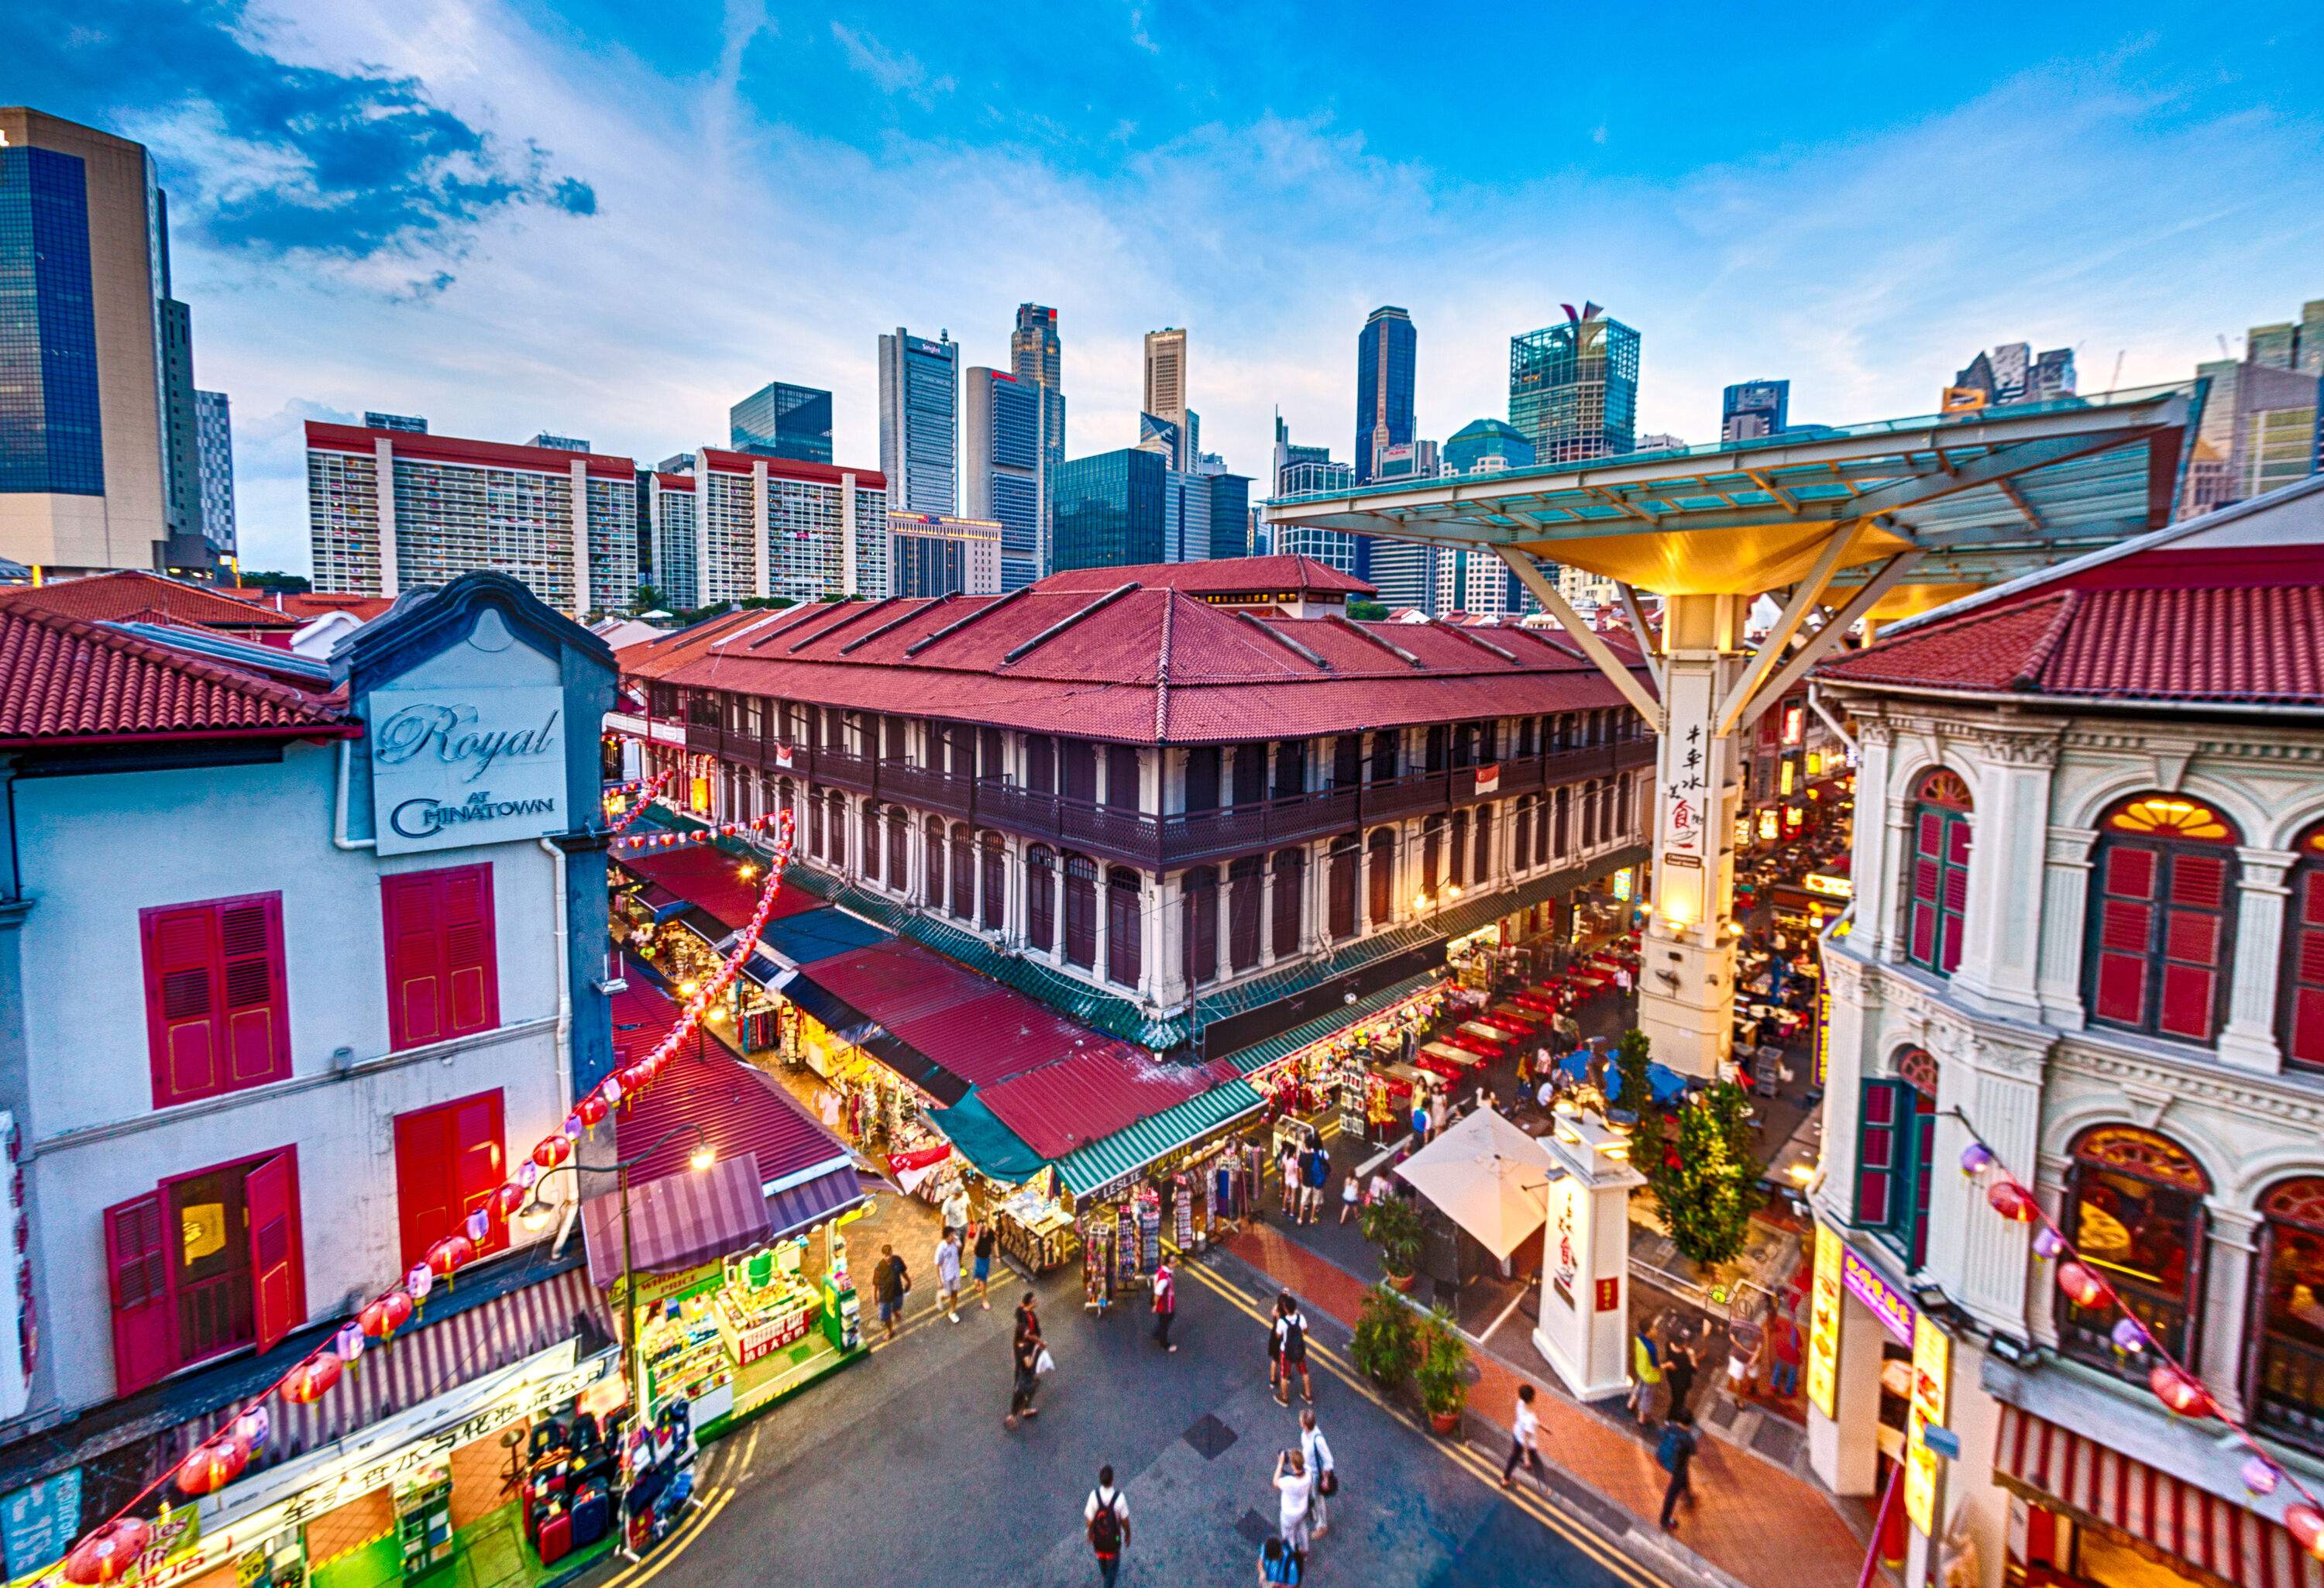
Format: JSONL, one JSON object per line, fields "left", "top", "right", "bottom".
{"left": 1174, "top": 1254, "right": 1664, "bottom": 1588}
{"left": 735, "top": 1422, "right": 761, "bottom": 1480}
{"left": 1477, "top": 1281, "right": 1532, "bottom": 1346}
{"left": 619, "top": 1490, "right": 734, "bottom": 1588}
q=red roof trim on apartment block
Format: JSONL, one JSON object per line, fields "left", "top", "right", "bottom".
{"left": 696, "top": 448, "right": 888, "bottom": 490}
{"left": 304, "top": 421, "right": 637, "bottom": 480}
{"left": 653, "top": 473, "right": 696, "bottom": 492}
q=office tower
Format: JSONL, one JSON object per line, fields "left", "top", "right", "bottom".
{"left": 1945, "top": 342, "right": 2074, "bottom": 411}
{"left": 964, "top": 366, "right": 1061, "bottom": 590}
{"left": 1143, "top": 328, "right": 1188, "bottom": 449}
{"left": 1365, "top": 541, "right": 1437, "bottom": 613}
{"left": 1355, "top": 306, "right": 1417, "bottom": 484}
{"left": 2180, "top": 359, "right": 2321, "bottom": 517}
{"left": 0, "top": 108, "right": 224, "bottom": 577}
{"left": 1509, "top": 310, "right": 1640, "bottom": 464}
{"left": 193, "top": 390, "right": 235, "bottom": 560}
{"left": 1205, "top": 474, "right": 1251, "bottom": 559}
{"left": 1434, "top": 547, "right": 1528, "bottom": 617}
{"left": 640, "top": 450, "right": 888, "bottom": 607}
{"left": 1720, "top": 380, "right": 1789, "bottom": 444}
{"left": 1267, "top": 415, "right": 1360, "bottom": 575}
{"left": 1443, "top": 419, "right": 1535, "bottom": 475}
{"left": 1137, "top": 412, "right": 1184, "bottom": 469}
{"left": 878, "top": 328, "right": 958, "bottom": 515}
{"left": 1054, "top": 449, "right": 1167, "bottom": 571}
{"left": 527, "top": 432, "right": 592, "bottom": 452}
{"left": 1012, "top": 304, "right": 1061, "bottom": 387}
{"left": 2243, "top": 298, "right": 2324, "bottom": 377}
{"left": 1157, "top": 469, "right": 1250, "bottom": 562}
{"left": 365, "top": 411, "right": 428, "bottom": 433}
{"left": 1373, "top": 438, "right": 1438, "bottom": 480}
{"left": 888, "top": 512, "right": 1002, "bottom": 596}
{"left": 306, "top": 421, "right": 639, "bottom": 615}
{"left": 729, "top": 381, "right": 834, "bottom": 465}
{"left": 2026, "top": 348, "right": 2076, "bottom": 401}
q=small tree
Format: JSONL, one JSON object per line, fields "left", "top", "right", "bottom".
{"left": 1360, "top": 1194, "right": 1425, "bottom": 1280}
{"left": 1651, "top": 1081, "right": 1761, "bottom": 1266}
{"left": 1614, "top": 1029, "right": 1665, "bottom": 1162}
{"left": 1346, "top": 600, "right": 1390, "bottom": 620}
{"left": 1351, "top": 1283, "right": 1422, "bottom": 1388}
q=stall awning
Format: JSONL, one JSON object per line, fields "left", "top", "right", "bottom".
{"left": 766, "top": 1166, "right": 869, "bottom": 1242}
{"left": 625, "top": 882, "right": 687, "bottom": 923}
{"left": 1994, "top": 1404, "right": 2322, "bottom": 1588}
{"left": 977, "top": 1047, "right": 1237, "bottom": 1162}
{"left": 1222, "top": 970, "right": 1448, "bottom": 1076}
{"left": 1054, "top": 1079, "right": 1267, "bottom": 1199}
{"left": 583, "top": 1152, "right": 773, "bottom": 1287}
{"left": 755, "top": 905, "right": 892, "bottom": 966}
{"left": 672, "top": 904, "right": 731, "bottom": 949}
{"left": 930, "top": 1094, "right": 1052, "bottom": 1184}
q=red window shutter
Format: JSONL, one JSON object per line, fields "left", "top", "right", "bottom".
{"left": 441, "top": 867, "right": 499, "bottom": 1036}
{"left": 2099, "top": 898, "right": 2152, "bottom": 953}
{"left": 2106, "top": 846, "right": 2157, "bottom": 900}
{"left": 2293, "top": 986, "right": 2324, "bottom": 1068}
{"left": 1855, "top": 1081, "right": 1899, "bottom": 1229}
{"left": 2093, "top": 950, "right": 2148, "bottom": 1025}
{"left": 242, "top": 1153, "right": 302, "bottom": 1354}
{"left": 454, "top": 1092, "right": 506, "bottom": 1256}
{"left": 383, "top": 873, "right": 448, "bottom": 1050}
{"left": 2293, "top": 871, "right": 2324, "bottom": 1066}
{"left": 2157, "top": 963, "right": 2218, "bottom": 1040}
{"left": 393, "top": 1104, "right": 455, "bottom": 1270}
{"left": 143, "top": 906, "right": 222, "bottom": 1103}
{"left": 218, "top": 899, "right": 287, "bottom": 1087}
{"left": 2168, "top": 854, "right": 2227, "bottom": 909}
{"left": 103, "top": 1194, "right": 174, "bottom": 1393}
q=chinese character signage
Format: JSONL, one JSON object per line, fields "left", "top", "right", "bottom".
{"left": 1904, "top": 1315, "right": 1951, "bottom": 1535}
{"left": 1807, "top": 1224, "right": 1841, "bottom": 1420}
{"left": 0, "top": 1469, "right": 81, "bottom": 1582}
{"left": 1659, "top": 672, "right": 1716, "bottom": 863}
{"left": 1841, "top": 1246, "right": 1917, "bottom": 1346}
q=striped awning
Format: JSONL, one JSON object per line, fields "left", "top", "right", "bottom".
{"left": 1994, "top": 1404, "right": 2323, "bottom": 1588}
{"left": 765, "top": 1166, "right": 869, "bottom": 1242}
{"left": 582, "top": 1152, "right": 773, "bottom": 1287}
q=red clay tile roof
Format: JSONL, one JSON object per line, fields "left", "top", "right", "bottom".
{"left": 275, "top": 593, "right": 399, "bottom": 621}
{"left": 0, "top": 603, "right": 359, "bottom": 745}
{"left": 623, "top": 587, "right": 1647, "bottom": 744}
{"left": 1820, "top": 545, "right": 2324, "bottom": 706}
{"left": 1033, "top": 555, "right": 1374, "bottom": 597}
{"left": 0, "top": 571, "right": 304, "bottom": 630}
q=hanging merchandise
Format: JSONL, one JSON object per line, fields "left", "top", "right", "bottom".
{"left": 1172, "top": 1171, "right": 1195, "bottom": 1253}
{"left": 1081, "top": 1212, "right": 1115, "bottom": 1311}
{"left": 1136, "top": 1188, "right": 1162, "bottom": 1280}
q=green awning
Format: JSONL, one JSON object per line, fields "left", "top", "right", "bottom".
{"left": 1055, "top": 1080, "right": 1267, "bottom": 1200}
{"left": 1221, "top": 970, "right": 1450, "bottom": 1076}
{"left": 1424, "top": 844, "right": 1648, "bottom": 942}
{"left": 933, "top": 1092, "right": 1052, "bottom": 1184}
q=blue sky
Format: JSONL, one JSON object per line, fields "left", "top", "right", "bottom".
{"left": 9, "top": 0, "right": 2323, "bottom": 574}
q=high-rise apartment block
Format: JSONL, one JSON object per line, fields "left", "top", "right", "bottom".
{"left": 1443, "top": 418, "right": 1535, "bottom": 476}
{"left": 305, "top": 422, "right": 639, "bottom": 616}
{"left": 1509, "top": 312, "right": 1640, "bottom": 464}
{"left": 964, "top": 367, "right": 1061, "bottom": 590}
{"left": 878, "top": 329, "right": 958, "bottom": 515}
{"left": 1, "top": 108, "right": 222, "bottom": 577}
{"left": 193, "top": 389, "right": 235, "bottom": 560}
{"left": 1143, "top": 328, "right": 1188, "bottom": 451}
{"left": 642, "top": 449, "right": 889, "bottom": 608}
{"left": 1356, "top": 306, "right": 1417, "bottom": 484}
{"left": 2181, "top": 357, "right": 2322, "bottom": 517}
{"left": 1267, "top": 418, "right": 1361, "bottom": 578}
{"left": 889, "top": 511, "right": 1002, "bottom": 596}
{"left": 730, "top": 381, "right": 833, "bottom": 465}
{"left": 1720, "top": 380, "right": 1789, "bottom": 443}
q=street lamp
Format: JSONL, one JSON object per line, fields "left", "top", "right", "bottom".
{"left": 521, "top": 1122, "right": 715, "bottom": 1438}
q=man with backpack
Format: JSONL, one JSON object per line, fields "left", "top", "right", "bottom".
{"left": 1301, "top": 1139, "right": 1330, "bottom": 1224}
{"left": 1084, "top": 1466, "right": 1131, "bottom": 1586}
{"left": 1657, "top": 1409, "right": 1699, "bottom": 1531}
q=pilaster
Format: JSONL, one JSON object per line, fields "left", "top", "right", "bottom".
{"left": 1951, "top": 730, "right": 2058, "bottom": 1020}
{"left": 2219, "top": 847, "right": 2296, "bottom": 1075}
{"left": 2035, "top": 827, "right": 2098, "bottom": 1029}
{"left": 2195, "top": 1205, "right": 2260, "bottom": 1420}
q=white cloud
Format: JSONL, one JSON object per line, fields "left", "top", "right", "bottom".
{"left": 828, "top": 22, "right": 954, "bottom": 109}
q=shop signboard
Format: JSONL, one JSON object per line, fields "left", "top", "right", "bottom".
{"left": 1841, "top": 1246, "right": 1917, "bottom": 1346}
{"left": 1806, "top": 1224, "right": 1842, "bottom": 1420}
{"left": 1610, "top": 869, "right": 1632, "bottom": 902}
{"left": 1802, "top": 872, "right": 1852, "bottom": 900}
{"left": 16, "top": 1502, "right": 197, "bottom": 1588}
{"left": 0, "top": 1470, "right": 81, "bottom": 1585}
{"left": 1813, "top": 978, "right": 1831, "bottom": 1088}
{"left": 1903, "top": 1315, "right": 1951, "bottom": 1535}
{"left": 1550, "top": 1181, "right": 1578, "bottom": 1310}
{"left": 368, "top": 683, "right": 566, "bottom": 857}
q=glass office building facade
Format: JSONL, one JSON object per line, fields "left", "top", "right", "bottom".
{"left": 1053, "top": 448, "right": 1166, "bottom": 572}
{"left": 1442, "top": 418, "right": 1534, "bottom": 475}
{"left": 194, "top": 389, "right": 235, "bottom": 557}
{"left": 730, "top": 381, "right": 833, "bottom": 465}
{"left": 1509, "top": 316, "right": 1639, "bottom": 464}
{"left": 1355, "top": 306, "right": 1416, "bottom": 483}
{"left": 965, "top": 367, "right": 1049, "bottom": 589}
{"left": 878, "top": 330, "right": 958, "bottom": 516}
{"left": 0, "top": 148, "right": 105, "bottom": 497}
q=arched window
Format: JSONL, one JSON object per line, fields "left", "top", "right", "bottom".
{"left": 1228, "top": 857, "right": 1263, "bottom": 972}
{"left": 949, "top": 823, "right": 974, "bottom": 920}
{"left": 2282, "top": 823, "right": 2324, "bottom": 1071}
{"left": 1854, "top": 1047, "right": 1938, "bottom": 1267}
{"left": 1535, "top": 791, "right": 1553, "bottom": 864}
{"left": 810, "top": 789, "right": 827, "bottom": 860}
{"left": 2087, "top": 796, "right": 2240, "bottom": 1044}
{"left": 861, "top": 801, "right": 882, "bottom": 884}
{"left": 1513, "top": 796, "right": 1535, "bottom": 872}
{"left": 827, "top": 789, "right": 847, "bottom": 868}
{"left": 1272, "top": 848, "right": 1306, "bottom": 958}
{"left": 923, "top": 817, "right": 945, "bottom": 907}
{"left": 885, "top": 806, "right": 908, "bottom": 889}
{"left": 1906, "top": 768, "right": 1973, "bottom": 976}
{"left": 1181, "top": 866, "right": 1219, "bottom": 985}
{"left": 2059, "top": 1125, "right": 2210, "bottom": 1379}
{"left": 1474, "top": 803, "right": 1495, "bottom": 885}
{"left": 1421, "top": 816, "right": 1444, "bottom": 897}
{"left": 1107, "top": 868, "right": 1142, "bottom": 988}
{"left": 2251, "top": 1175, "right": 2324, "bottom": 1452}
{"left": 1363, "top": 828, "right": 1396, "bottom": 927}
{"left": 1062, "top": 853, "right": 1098, "bottom": 969}
{"left": 1026, "top": 845, "right": 1056, "bottom": 952}
{"left": 1369, "top": 730, "right": 1400, "bottom": 785}
{"left": 978, "top": 832, "right": 1006, "bottom": 932}
{"left": 1328, "top": 836, "right": 1358, "bottom": 940}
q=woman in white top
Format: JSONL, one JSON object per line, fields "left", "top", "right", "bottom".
{"left": 1273, "top": 1449, "right": 1315, "bottom": 1557}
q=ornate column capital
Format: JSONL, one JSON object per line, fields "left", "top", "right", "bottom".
{"left": 1970, "top": 728, "right": 2061, "bottom": 769}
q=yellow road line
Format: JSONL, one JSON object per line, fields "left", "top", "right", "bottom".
{"left": 734, "top": 1423, "right": 761, "bottom": 1480}
{"left": 1174, "top": 1255, "right": 1664, "bottom": 1588}
{"left": 618, "top": 1490, "right": 734, "bottom": 1588}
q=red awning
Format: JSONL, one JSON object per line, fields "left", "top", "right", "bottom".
{"left": 1995, "top": 1404, "right": 2322, "bottom": 1588}
{"left": 582, "top": 1152, "right": 772, "bottom": 1287}
{"left": 804, "top": 939, "right": 1115, "bottom": 1088}
{"left": 615, "top": 844, "right": 822, "bottom": 931}
{"left": 975, "top": 1047, "right": 1238, "bottom": 1161}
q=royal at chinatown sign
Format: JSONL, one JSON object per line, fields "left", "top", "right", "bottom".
{"left": 368, "top": 685, "right": 566, "bottom": 856}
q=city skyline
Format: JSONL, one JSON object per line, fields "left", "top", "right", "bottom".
{"left": 9, "top": 3, "right": 2321, "bottom": 574}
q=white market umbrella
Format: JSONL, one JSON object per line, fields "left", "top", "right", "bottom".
{"left": 1394, "top": 1106, "right": 1565, "bottom": 1261}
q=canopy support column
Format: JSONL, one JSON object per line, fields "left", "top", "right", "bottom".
{"left": 1492, "top": 547, "right": 1661, "bottom": 722}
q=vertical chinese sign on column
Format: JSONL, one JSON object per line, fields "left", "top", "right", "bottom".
{"left": 1903, "top": 1315, "right": 1951, "bottom": 1535}
{"left": 1657, "top": 668, "right": 1715, "bottom": 929}
{"left": 1806, "top": 1223, "right": 1841, "bottom": 1419}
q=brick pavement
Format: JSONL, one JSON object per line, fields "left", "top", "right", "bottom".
{"left": 1223, "top": 1222, "right": 1868, "bottom": 1588}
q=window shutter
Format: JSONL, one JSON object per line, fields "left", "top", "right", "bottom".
{"left": 1939, "top": 816, "right": 1972, "bottom": 973}
{"left": 2092, "top": 845, "right": 2157, "bottom": 1026}
{"left": 394, "top": 1105, "right": 455, "bottom": 1270}
{"left": 454, "top": 1093, "right": 505, "bottom": 1256}
{"left": 1855, "top": 1081, "right": 1902, "bottom": 1230}
{"left": 218, "top": 899, "right": 287, "bottom": 1089}
{"left": 144, "top": 906, "right": 222, "bottom": 1102}
{"left": 2290, "top": 871, "right": 2324, "bottom": 1066}
{"left": 383, "top": 874, "right": 449, "bottom": 1049}
{"left": 242, "top": 1153, "right": 301, "bottom": 1354}
{"left": 103, "top": 1194, "right": 174, "bottom": 1393}
{"left": 442, "top": 867, "right": 499, "bottom": 1036}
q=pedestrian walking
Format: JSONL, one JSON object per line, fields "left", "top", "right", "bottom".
{"left": 1275, "top": 1296, "right": 1314, "bottom": 1406}
{"left": 1367, "top": 1167, "right": 1393, "bottom": 1208}
{"left": 1258, "top": 1537, "right": 1302, "bottom": 1584}
{"left": 1016, "top": 1290, "right": 1043, "bottom": 1347}
{"left": 934, "top": 1230, "right": 963, "bottom": 1324}
{"left": 1501, "top": 1383, "right": 1549, "bottom": 1488}
{"left": 942, "top": 1184, "right": 970, "bottom": 1236}
{"left": 1266, "top": 1292, "right": 1287, "bottom": 1401}
{"left": 1005, "top": 1328, "right": 1041, "bottom": 1428}
{"left": 1410, "top": 1094, "right": 1430, "bottom": 1144}
{"left": 1084, "top": 1466, "right": 1131, "bottom": 1586}
{"left": 1657, "top": 1410, "right": 1699, "bottom": 1530}
{"left": 1278, "top": 1140, "right": 1301, "bottom": 1217}
{"left": 1663, "top": 1329, "right": 1700, "bottom": 1421}
{"left": 1338, "top": 1170, "right": 1361, "bottom": 1225}
{"left": 1768, "top": 1304, "right": 1803, "bottom": 1398}
{"left": 1301, "top": 1142, "right": 1330, "bottom": 1224}
{"left": 1151, "top": 1259, "right": 1178, "bottom": 1353}
{"left": 1474, "top": 1082, "right": 1497, "bottom": 1116}
{"left": 1298, "top": 1409, "right": 1336, "bottom": 1539}
{"left": 972, "top": 1222, "right": 997, "bottom": 1311}
{"left": 871, "top": 1243, "right": 909, "bottom": 1342}
{"left": 1272, "top": 1448, "right": 1315, "bottom": 1562}
{"left": 1630, "top": 1314, "right": 1666, "bottom": 1427}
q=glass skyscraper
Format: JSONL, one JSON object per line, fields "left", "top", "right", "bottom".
{"left": 730, "top": 380, "right": 833, "bottom": 464}
{"left": 0, "top": 145, "right": 105, "bottom": 498}
{"left": 964, "top": 366, "right": 1057, "bottom": 589}
{"left": 1720, "top": 380, "right": 1789, "bottom": 444}
{"left": 194, "top": 389, "right": 235, "bottom": 558}
{"left": 1053, "top": 448, "right": 1166, "bottom": 572}
{"left": 1355, "top": 306, "right": 1416, "bottom": 484}
{"left": 1012, "top": 304, "right": 1061, "bottom": 387}
{"left": 1509, "top": 314, "right": 1639, "bottom": 464}
{"left": 878, "top": 328, "right": 959, "bottom": 515}
{"left": 1442, "top": 418, "right": 1534, "bottom": 475}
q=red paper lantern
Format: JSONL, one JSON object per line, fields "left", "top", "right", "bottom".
{"left": 425, "top": 1234, "right": 476, "bottom": 1280}
{"left": 2288, "top": 1505, "right": 2324, "bottom": 1562}
{"left": 494, "top": 1181, "right": 528, "bottom": 1218}
{"left": 281, "top": 1350, "right": 344, "bottom": 1403}
{"left": 2055, "top": 1261, "right": 2110, "bottom": 1309}
{"left": 578, "top": 1095, "right": 608, "bottom": 1129}
{"left": 2148, "top": 1363, "right": 2216, "bottom": 1419}
{"left": 532, "top": 1134, "right": 572, "bottom": 1170}
{"left": 173, "top": 1432, "right": 249, "bottom": 1496}
{"left": 621, "top": 1064, "right": 652, "bottom": 1093}
{"left": 1985, "top": 1180, "right": 2037, "bottom": 1222}
{"left": 359, "top": 1288, "right": 413, "bottom": 1342}
{"left": 62, "top": 1520, "right": 152, "bottom": 1585}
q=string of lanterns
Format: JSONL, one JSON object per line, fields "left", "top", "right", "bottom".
{"left": 60, "top": 809, "right": 798, "bottom": 1586}
{"left": 614, "top": 815, "right": 777, "bottom": 852}
{"left": 1961, "top": 1129, "right": 2324, "bottom": 1556}
{"left": 603, "top": 768, "right": 677, "bottom": 837}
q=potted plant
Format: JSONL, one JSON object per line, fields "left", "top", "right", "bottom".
{"left": 1416, "top": 1308, "right": 1471, "bottom": 1435}
{"left": 1360, "top": 1194, "right": 1425, "bottom": 1291}
{"left": 1350, "top": 1283, "right": 1422, "bottom": 1391}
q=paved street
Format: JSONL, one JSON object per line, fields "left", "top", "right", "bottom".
{"left": 576, "top": 1217, "right": 1671, "bottom": 1588}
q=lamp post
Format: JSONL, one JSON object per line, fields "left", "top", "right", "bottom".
{"left": 521, "top": 1122, "right": 714, "bottom": 1432}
